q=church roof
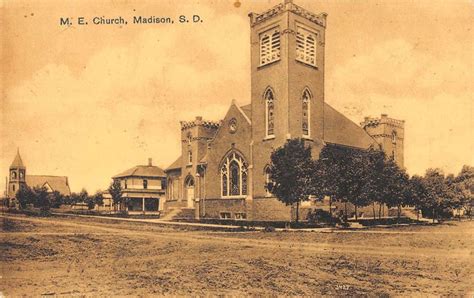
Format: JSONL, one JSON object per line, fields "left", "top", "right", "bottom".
{"left": 240, "top": 104, "right": 252, "bottom": 120}
{"left": 323, "top": 103, "right": 377, "bottom": 149}
{"left": 113, "top": 165, "right": 166, "bottom": 179}
{"left": 165, "top": 156, "right": 182, "bottom": 171}
{"left": 10, "top": 150, "right": 25, "bottom": 169}
{"left": 26, "top": 175, "right": 71, "bottom": 196}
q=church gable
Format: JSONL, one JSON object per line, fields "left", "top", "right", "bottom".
{"left": 43, "top": 182, "right": 53, "bottom": 192}
{"left": 208, "top": 102, "right": 252, "bottom": 151}
{"left": 26, "top": 175, "right": 71, "bottom": 196}
{"left": 204, "top": 102, "right": 252, "bottom": 199}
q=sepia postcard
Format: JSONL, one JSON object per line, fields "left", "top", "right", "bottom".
{"left": 1, "top": 0, "right": 472, "bottom": 296}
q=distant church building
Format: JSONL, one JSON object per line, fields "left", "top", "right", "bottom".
{"left": 165, "top": 0, "right": 404, "bottom": 221}
{"left": 7, "top": 150, "right": 71, "bottom": 205}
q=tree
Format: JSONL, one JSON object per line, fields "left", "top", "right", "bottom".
{"left": 78, "top": 189, "right": 89, "bottom": 204}
{"left": 423, "top": 168, "right": 450, "bottom": 222}
{"left": 408, "top": 175, "right": 429, "bottom": 220}
{"left": 108, "top": 180, "right": 123, "bottom": 212}
{"left": 49, "top": 191, "right": 64, "bottom": 208}
{"left": 358, "top": 149, "right": 386, "bottom": 220}
{"left": 68, "top": 192, "right": 81, "bottom": 205}
{"left": 93, "top": 191, "right": 104, "bottom": 210}
{"left": 454, "top": 165, "right": 473, "bottom": 219}
{"left": 270, "top": 139, "right": 315, "bottom": 223}
{"left": 32, "top": 186, "right": 50, "bottom": 211}
{"left": 315, "top": 145, "right": 380, "bottom": 221}
{"left": 380, "top": 158, "right": 411, "bottom": 223}
{"left": 15, "top": 185, "right": 35, "bottom": 209}
{"left": 314, "top": 144, "right": 357, "bottom": 221}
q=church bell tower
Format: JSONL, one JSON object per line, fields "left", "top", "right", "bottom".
{"left": 248, "top": 1, "right": 328, "bottom": 198}
{"left": 8, "top": 149, "right": 26, "bottom": 199}
{"left": 249, "top": 0, "right": 327, "bottom": 145}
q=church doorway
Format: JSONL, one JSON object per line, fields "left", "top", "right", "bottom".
{"left": 185, "top": 176, "right": 195, "bottom": 208}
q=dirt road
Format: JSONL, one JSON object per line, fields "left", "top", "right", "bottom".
{"left": 1, "top": 215, "right": 472, "bottom": 296}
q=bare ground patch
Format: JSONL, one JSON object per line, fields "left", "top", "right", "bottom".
{"left": 0, "top": 215, "right": 472, "bottom": 296}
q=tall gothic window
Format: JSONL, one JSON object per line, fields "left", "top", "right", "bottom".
{"left": 188, "top": 150, "right": 193, "bottom": 164}
{"left": 296, "top": 25, "right": 317, "bottom": 67}
{"left": 259, "top": 27, "right": 280, "bottom": 66}
{"left": 221, "top": 152, "right": 248, "bottom": 197}
{"left": 302, "top": 88, "right": 311, "bottom": 137}
{"left": 264, "top": 166, "right": 274, "bottom": 196}
{"left": 264, "top": 88, "right": 275, "bottom": 137}
{"left": 392, "top": 131, "right": 397, "bottom": 144}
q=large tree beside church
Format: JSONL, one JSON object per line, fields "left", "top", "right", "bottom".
{"left": 313, "top": 145, "right": 379, "bottom": 220}
{"left": 269, "top": 138, "right": 315, "bottom": 223}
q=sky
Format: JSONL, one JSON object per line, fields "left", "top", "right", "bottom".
{"left": 1, "top": 0, "right": 473, "bottom": 193}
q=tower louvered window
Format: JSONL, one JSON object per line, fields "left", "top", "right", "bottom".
{"left": 259, "top": 28, "right": 281, "bottom": 66}
{"left": 296, "top": 26, "right": 317, "bottom": 67}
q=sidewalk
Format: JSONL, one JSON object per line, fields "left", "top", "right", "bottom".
{"left": 53, "top": 212, "right": 259, "bottom": 230}
{"left": 52, "top": 212, "right": 343, "bottom": 232}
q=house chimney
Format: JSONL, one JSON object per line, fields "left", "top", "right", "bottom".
{"left": 148, "top": 158, "right": 152, "bottom": 166}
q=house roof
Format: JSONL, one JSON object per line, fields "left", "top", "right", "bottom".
{"left": 323, "top": 103, "right": 377, "bottom": 149}
{"left": 165, "top": 156, "right": 182, "bottom": 172}
{"left": 10, "top": 150, "right": 25, "bottom": 169}
{"left": 26, "top": 175, "right": 71, "bottom": 196}
{"left": 113, "top": 165, "right": 166, "bottom": 178}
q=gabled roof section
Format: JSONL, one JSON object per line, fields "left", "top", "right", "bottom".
{"left": 239, "top": 104, "right": 252, "bottom": 122}
{"left": 10, "top": 149, "right": 25, "bottom": 169}
{"left": 113, "top": 165, "right": 166, "bottom": 179}
{"left": 165, "top": 156, "right": 182, "bottom": 172}
{"left": 323, "top": 103, "right": 377, "bottom": 149}
{"left": 26, "top": 175, "right": 71, "bottom": 196}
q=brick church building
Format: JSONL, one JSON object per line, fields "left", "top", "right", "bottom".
{"left": 165, "top": 0, "right": 404, "bottom": 221}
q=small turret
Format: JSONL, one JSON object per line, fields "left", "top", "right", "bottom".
{"left": 361, "top": 114, "right": 405, "bottom": 168}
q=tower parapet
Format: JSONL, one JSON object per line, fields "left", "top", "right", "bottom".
{"left": 361, "top": 114, "right": 405, "bottom": 168}
{"left": 180, "top": 117, "right": 221, "bottom": 131}
{"left": 248, "top": 0, "right": 327, "bottom": 28}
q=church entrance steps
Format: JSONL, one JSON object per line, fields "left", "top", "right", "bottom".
{"left": 159, "top": 208, "right": 181, "bottom": 221}
{"left": 161, "top": 207, "right": 195, "bottom": 221}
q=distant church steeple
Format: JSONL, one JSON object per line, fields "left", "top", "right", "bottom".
{"left": 8, "top": 149, "right": 26, "bottom": 199}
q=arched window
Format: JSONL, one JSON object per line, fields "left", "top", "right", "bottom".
{"left": 296, "top": 25, "right": 317, "bottom": 67}
{"left": 188, "top": 150, "right": 193, "bottom": 164}
{"left": 391, "top": 131, "right": 397, "bottom": 144}
{"left": 221, "top": 152, "right": 248, "bottom": 197}
{"left": 302, "top": 88, "right": 311, "bottom": 137}
{"left": 11, "top": 171, "right": 16, "bottom": 180}
{"left": 260, "top": 27, "right": 281, "bottom": 66}
{"left": 264, "top": 88, "right": 275, "bottom": 138}
{"left": 264, "top": 165, "right": 274, "bottom": 196}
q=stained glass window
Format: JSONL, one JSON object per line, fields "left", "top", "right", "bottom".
{"left": 220, "top": 152, "right": 248, "bottom": 197}
{"left": 302, "top": 89, "right": 311, "bottom": 136}
{"left": 265, "top": 88, "right": 275, "bottom": 137}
